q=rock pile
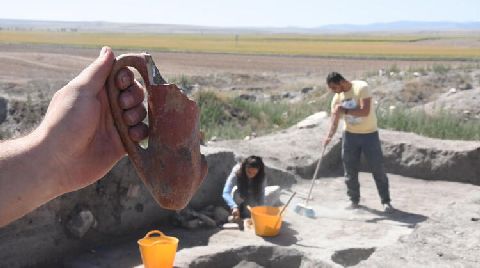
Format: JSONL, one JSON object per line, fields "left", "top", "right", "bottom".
{"left": 171, "top": 206, "right": 230, "bottom": 229}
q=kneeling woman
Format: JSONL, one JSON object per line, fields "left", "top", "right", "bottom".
{"left": 222, "top": 156, "right": 266, "bottom": 220}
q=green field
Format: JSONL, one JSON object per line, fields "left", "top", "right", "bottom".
{"left": 1, "top": 31, "right": 479, "bottom": 60}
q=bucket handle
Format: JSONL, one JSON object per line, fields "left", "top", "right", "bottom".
{"left": 145, "top": 230, "right": 166, "bottom": 238}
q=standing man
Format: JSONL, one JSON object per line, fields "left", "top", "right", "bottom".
{"left": 323, "top": 72, "right": 394, "bottom": 213}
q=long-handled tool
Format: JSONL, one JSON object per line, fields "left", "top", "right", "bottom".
{"left": 294, "top": 146, "right": 326, "bottom": 218}
{"left": 273, "top": 191, "right": 296, "bottom": 228}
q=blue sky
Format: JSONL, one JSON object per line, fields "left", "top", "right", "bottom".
{"left": 1, "top": 0, "right": 479, "bottom": 27}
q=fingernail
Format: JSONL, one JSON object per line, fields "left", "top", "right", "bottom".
{"left": 99, "top": 46, "right": 108, "bottom": 57}
{"left": 122, "top": 75, "right": 130, "bottom": 87}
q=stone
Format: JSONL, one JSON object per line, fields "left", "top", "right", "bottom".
{"left": 264, "top": 186, "right": 281, "bottom": 206}
{"left": 238, "top": 94, "right": 256, "bottom": 101}
{"left": 182, "top": 208, "right": 199, "bottom": 218}
{"left": 295, "top": 112, "right": 328, "bottom": 129}
{"left": 233, "top": 260, "right": 265, "bottom": 268}
{"left": 458, "top": 83, "right": 473, "bottom": 90}
{"left": 301, "top": 87, "right": 313, "bottom": 94}
{"left": 282, "top": 92, "right": 295, "bottom": 99}
{"left": 222, "top": 222, "right": 240, "bottom": 229}
{"left": 213, "top": 206, "right": 230, "bottom": 224}
{"left": 270, "top": 94, "right": 282, "bottom": 101}
{"left": 66, "top": 210, "right": 96, "bottom": 238}
{"left": 189, "top": 148, "right": 235, "bottom": 209}
{"left": 197, "top": 213, "right": 217, "bottom": 228}
{"left": 205, "top": 205, "right": 215, "bottom": 212}
{"left": 0, "top": 96, "right": 7, "bottom": 124}
{"left": 184, "top": 219, "right": 201, "bottom": 229}
{"left": 171, "top": 212, "right": 187, "bottom": 227}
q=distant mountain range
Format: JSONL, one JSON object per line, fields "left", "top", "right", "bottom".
{"left": 316, "top": 21, "right": 480, "bottom": 32}
{"left": 1, "top": 19, "right": 479, "bottom": 34}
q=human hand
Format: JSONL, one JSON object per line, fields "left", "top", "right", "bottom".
{"left": 332, "top": 104, "right": 346, "bottom": 115}
{"left": 232, "top": 208, "right": 240, "bottom": 220}
{"left": 323, "top": 137, "right": 332, "bottom": 147}
{"left": 37, "top": 47, "right": 148, "bottom": 193}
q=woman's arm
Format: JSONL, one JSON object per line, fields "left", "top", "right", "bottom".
{"left": 222, "top": 164, "right": 240, "bottom": 209}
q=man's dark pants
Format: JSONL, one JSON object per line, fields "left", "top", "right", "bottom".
{"left": 342, "top": 131, "right": 391, "bottom": 204}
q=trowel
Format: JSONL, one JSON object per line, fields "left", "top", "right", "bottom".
{"left": 106, "top": 53, "right": 208, "bottom": 210}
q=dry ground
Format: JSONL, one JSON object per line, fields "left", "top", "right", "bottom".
{"left": 1, "top": 43, "right": 479, "bottom": 267}
{"left": 0, "top": 43, "right": 469, "bottom": 85}
{"left": 65, "top": 173, "right": 480, "bottom": 267}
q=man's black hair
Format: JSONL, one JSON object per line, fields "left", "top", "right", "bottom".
{"left": 326, "top": 72, "right": 346, "bottom": 84}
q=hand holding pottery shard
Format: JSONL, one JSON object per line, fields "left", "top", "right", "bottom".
{"left": 106, "top": 53, "right": 208, "bottom": 210}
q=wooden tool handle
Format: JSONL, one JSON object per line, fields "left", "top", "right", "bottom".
{"left": 305, "top": 146, "right": 326, "bottom": 206}
{"left": 279, "top": 191, "right": 296, "bottom": 217}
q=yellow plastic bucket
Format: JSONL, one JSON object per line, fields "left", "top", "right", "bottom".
{"left": 137, "top": 230, "right": 179, "bottom": 268}
{"left": 250, "top": 206, "right": 282, "bottom": 237}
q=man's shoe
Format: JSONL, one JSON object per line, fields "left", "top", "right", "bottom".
{"left": 346, "top": 202, "right": 360, "bottom": 210}
{"left": 383, "top": 203, "right": 395, "bottom": 213}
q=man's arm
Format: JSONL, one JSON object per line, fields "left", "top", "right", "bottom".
{"left": 0, "top": 47, "right": 147, "bottom": 227}
{"left": 0, "top": 130, "right": 63, "bottom": 226}
{"left": 345, "top": 97, "right": 371, "bottom": 117}
{"left": 324, "top": 104, "right": 342, "bottom": 146}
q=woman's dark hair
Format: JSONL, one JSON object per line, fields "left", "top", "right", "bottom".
{"left": 236, "top": 155, "right": 265, "bottom": 199}
{"left": 326, "top": 72, "right": 346, "bottom": 85}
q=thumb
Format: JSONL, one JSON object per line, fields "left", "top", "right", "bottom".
{"left": 71, "top": 46, "right": 115, "bottom": 94}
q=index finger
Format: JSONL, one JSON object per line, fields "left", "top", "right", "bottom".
{"left": 115, "top": 67, "right": 135, "bottom": 90}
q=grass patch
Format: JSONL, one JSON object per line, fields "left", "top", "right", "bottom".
{"left": 194, "top": 91, "right": 329, "bottom": 140}
{"left": 195, "top": 90, "right": 479, "bottom": 141}
{"left": 431, "top": 64, "right": 451, "bottom": 74}
{"left": 378, "top": 108, "right": 480, "bottom": 140}
{"left": 168, "top": 74, "right": 193, "bottom": 92}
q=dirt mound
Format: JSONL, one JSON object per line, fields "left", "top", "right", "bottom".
{"left": 212, "top": 113, "right": 480, "bottom": 185}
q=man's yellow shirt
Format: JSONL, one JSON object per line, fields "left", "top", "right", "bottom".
{"left": 331, "top": 80, "right": 377, "bottom": 134}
